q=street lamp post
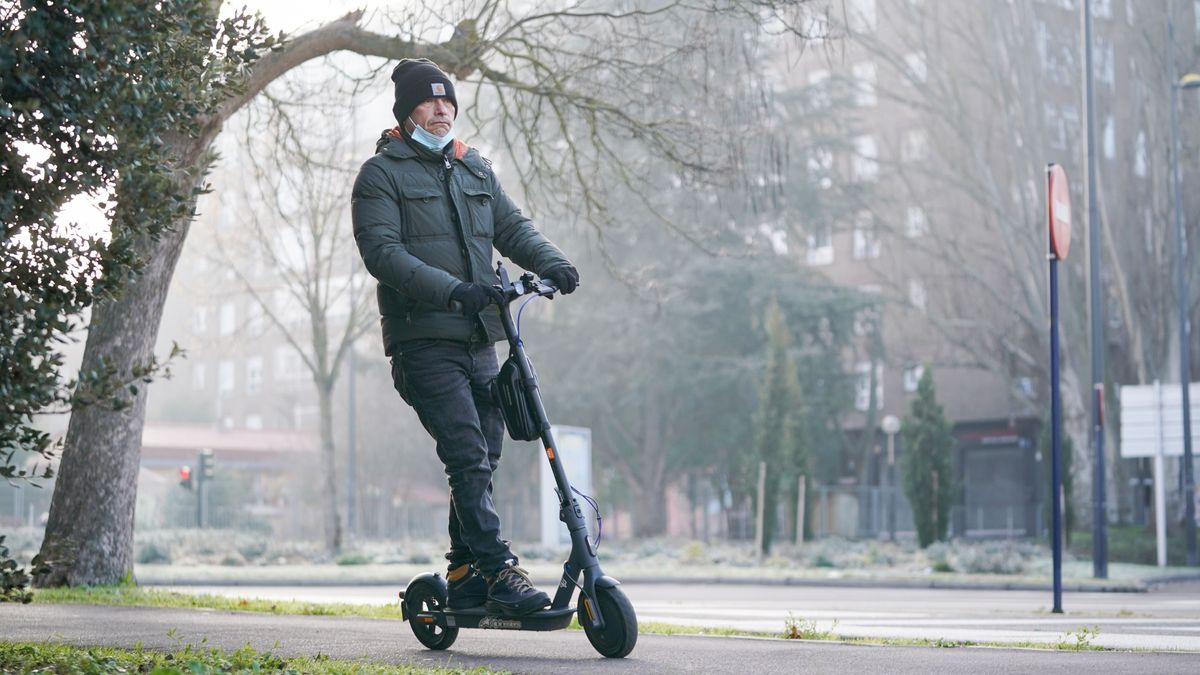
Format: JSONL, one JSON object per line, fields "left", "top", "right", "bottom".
{"left": 882, "top": 414, "right": 902, "bottom": 541}
{"left": 1168, "top": 14, "right": 1200, "bottom": 562}
{"left": 1082, "top": 0, "right": 1108, "bottom": 580}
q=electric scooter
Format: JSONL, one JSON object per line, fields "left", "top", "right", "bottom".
{"left": 399, "top": 261, "right": 638, "bottom": 659}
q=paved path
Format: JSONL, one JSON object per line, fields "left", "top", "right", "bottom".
{"left": 157, "top": 580, "right": 1200, "bottom": 651}
{"left": 2, "top": 603, "right": 1197, "bottom": 674}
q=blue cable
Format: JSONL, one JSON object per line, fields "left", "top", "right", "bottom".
{"left": 514, "top": 294, "right": 538, "bottom": 342}
{"left": 571, "top": 486, "right": 602, "bottom": 549}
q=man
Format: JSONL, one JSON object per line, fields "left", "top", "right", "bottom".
{"left": 351, "top": 58, "right": 580, "bottom": 616}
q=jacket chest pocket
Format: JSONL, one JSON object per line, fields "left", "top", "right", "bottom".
{"left": 461, "top": 186, "right": 494, "bottom": 237}
{"left": 400, "top": 184, "right": 447, "bottom": 238}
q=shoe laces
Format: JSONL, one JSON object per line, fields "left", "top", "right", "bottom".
{"left": 495, "top": 564, "right": 536, "bottom": 593}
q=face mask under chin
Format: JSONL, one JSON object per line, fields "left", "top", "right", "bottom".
{"left": 408, "top": 117, "right": 454, "bottom": 151}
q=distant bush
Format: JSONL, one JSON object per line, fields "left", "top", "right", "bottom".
{"left": 135, "top": 541, "right": 170, "bottom": 565}
{"left": 680, "top": 541, "right": 707, "bottom": 565}
{"left": 945, "top": 541, "right": 1041, "bottom": 575}
{"left": 335, "top": 553, "right": 371, "bottom": 566}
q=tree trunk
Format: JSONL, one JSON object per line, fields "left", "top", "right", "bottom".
{"left": 632, "top": 484, "right": 667, "bottom": 538}
{"left": 316, "top": 379, "right": 342, "bottom": 553}
{"left": 35, "top": 189, "right": 197, "bottom": 587}
{"left": 32, "top": 13, "right": 383, "bottom": 586}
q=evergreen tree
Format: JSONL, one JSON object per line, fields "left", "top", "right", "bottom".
{"left": 1037, "top": 419, "right": 1075, "bottom": 544}
{"left": 754, "top": 298, "right": 805, "bottom": 554}
{"left": 901, "top": 367, "right": 956, "bottom": 547}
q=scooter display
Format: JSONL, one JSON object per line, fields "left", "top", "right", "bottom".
{"left": 400, "top": 261, "right": 637, "bottom": 659}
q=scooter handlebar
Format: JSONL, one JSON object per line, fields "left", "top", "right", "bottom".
{"left": 494, "top": 261, "right": 573, "bottom": 302}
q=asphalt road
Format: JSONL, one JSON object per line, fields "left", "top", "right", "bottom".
{"left": 158, "top": 579, "right": 1200, "bottom": 651}
{"left": 1, "top": 603, "right": 1197, "bottom": 674}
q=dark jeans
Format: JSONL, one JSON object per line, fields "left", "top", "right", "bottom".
{"left": 390, "top": 338, "right": 515, "bottom": 574}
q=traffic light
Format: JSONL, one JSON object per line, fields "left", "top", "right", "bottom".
{"left": 199, "top": 448, "right": 214, "bottom": 480}
{"left": 179, "top": 465, "right": 193, "bottom": 490}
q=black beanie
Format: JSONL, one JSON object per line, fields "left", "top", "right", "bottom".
{"left": 391, "top": 58, "right": 458, "bottom": 125}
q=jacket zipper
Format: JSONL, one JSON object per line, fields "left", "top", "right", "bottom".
{"left": 443, "top": 153, "right": 486, "bottom": 339}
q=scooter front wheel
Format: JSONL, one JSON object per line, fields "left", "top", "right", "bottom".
{"left": 405, "top": 580, "right": 458, "bottom": 650}
{"left": 579, "top": 586, "right": 637, "bottom": 658}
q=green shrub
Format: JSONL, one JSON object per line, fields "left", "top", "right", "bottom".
{"left": 680, "top": 541, "right": 707, "bottom": 565}
{"left": 335, "top": 553, "right": 372, "bottom": 566}
{"left": 135, "top": 541, "right": 170, "bottom": 565}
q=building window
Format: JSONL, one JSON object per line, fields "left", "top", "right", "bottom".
{"left": 1094, "top": 0, "right": 1111, "bottom": 19}
{"left": 852, "top": 62, "right": 877, "bottom": 107}
{"left": 852, "top": 212, "right": 881, "bottom": 259}
{"left": 1061, "top": 103, "right": 1080, "bottom": 137}
{"left": 218, "top": 302, "right": 236, "bottom": 337}
{"left": 1103, "top": 116, "right": 1115, "bottom": 159}
{"left": 806, "top": 225, "right": 834, "bottom": 266}
{"left": 191, "top": 306, "right": 207, "bottom": 335}
{"left": 1015, "top": 377, "right": 1035, "bottom": 399}
{"left": 807, "top": 146, "right": 834, "bottom": 189}
{"left": 848, "top": 0, "right": 877, "bottom": 33}
{"left": 909, "top": 279, "right": 927, "bottom": 312}
{"left": 245, "top": 356, "right": 264, "bottom": 394}
{"left": 1045, "top": 103, "right": 1065, "bottom": 149}
{"left": 905, "top": 51, "right": 927, "bottom": 83}
{"left": 218, "top": 359, "right": 235, "bottom": 394}
{"left": 905, "top": 207, "right": 929, "bottom": 238}
{"left": 1095, "top": 36, "right": 1114, "bottom": 86}
{"left": 855, "top": 362, "right": 884, "bottom": 412}
{"left": 274, "top": 346, "right": 306, "bottom": 384}
{"left": 904, "top": 364, "right": 924, "bottom": 393}
{"left": 192, "top": 363, "right": 206, "bottom": 391}
{"left": 901, "top": 129, "right": 928, "bottom": 162}
{"left": 1134, "top": 130, "right": 1147, "bottom": 177}
{"left": 853, "top": 135, "right": 878, "bottom": 182}
{"left": 853, "top": 305, "right": 879, "bottom": 337}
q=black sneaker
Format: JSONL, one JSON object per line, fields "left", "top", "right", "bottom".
{"left": 446, "top": 563, "right": 488, "bottom": 609}
{"left": 484, "top": 563, "right": 551, "bottom": 616}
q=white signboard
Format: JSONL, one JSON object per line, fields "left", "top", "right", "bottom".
{"left": 1119, "top": 382, "right": 1200, "bottom": 458}
{"left": 540, "top": 425, "right": 594, "bottom": 547}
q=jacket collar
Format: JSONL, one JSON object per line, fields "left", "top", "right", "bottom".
{"left": 377, "top": 128, "right": 487, "bottom": 175}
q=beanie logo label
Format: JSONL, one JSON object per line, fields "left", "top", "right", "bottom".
{"left": 431, "top": 83, "right": 446, "bottom": 96}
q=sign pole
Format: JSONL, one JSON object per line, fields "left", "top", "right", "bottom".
{"left": 1155, "top": 379, "right": 1167, "bottom": 568}
{"left": 1047, "top": 163, "right": 1072, "bottom": 614}
{"left": 1050, "top": 251, "right": 1064, "bottom": 614}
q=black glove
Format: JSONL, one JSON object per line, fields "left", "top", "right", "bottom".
{"left": 541, "top": 264, "right": 579, "bottom": 295}
{"left": 450, "top": 282, "right": 504, "bottom": 315}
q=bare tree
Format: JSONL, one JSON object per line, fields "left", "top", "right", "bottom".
{"left": 206, "top": 98, "right": 375, "bottom": 553}
{"left": 818, "top": 0, "right": 1196, "bottom": 520}
{"left": 38, "top": 1, "right": 821, "bottom": 585}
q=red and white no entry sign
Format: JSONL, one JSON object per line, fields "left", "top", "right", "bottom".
{"left": 1047, "top": 163, "right": 1072, "bottom": 260}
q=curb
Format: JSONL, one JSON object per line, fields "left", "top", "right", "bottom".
{"left": 141, "top": 572, "right": 1200, "bottom": 593}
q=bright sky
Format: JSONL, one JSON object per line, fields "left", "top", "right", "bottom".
{"left": 34, "top": 2, "right": 384, "bottom": 239}
{"left": 234, "top": 0, "right": 363, "bottom": 34}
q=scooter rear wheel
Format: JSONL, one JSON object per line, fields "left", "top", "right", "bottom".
{"left": 579, "top": 586, "right": 637, "bottom": 658}
{"left": 406, "top": 581, "right": 458, "bottom": 650}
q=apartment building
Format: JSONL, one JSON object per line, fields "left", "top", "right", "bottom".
{"left": 774, "top": 0, "right": 1200, "bottom": 536}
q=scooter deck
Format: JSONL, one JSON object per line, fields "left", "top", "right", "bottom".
{"left": 415, "top": 606, "right": 575, "bottom": 632}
